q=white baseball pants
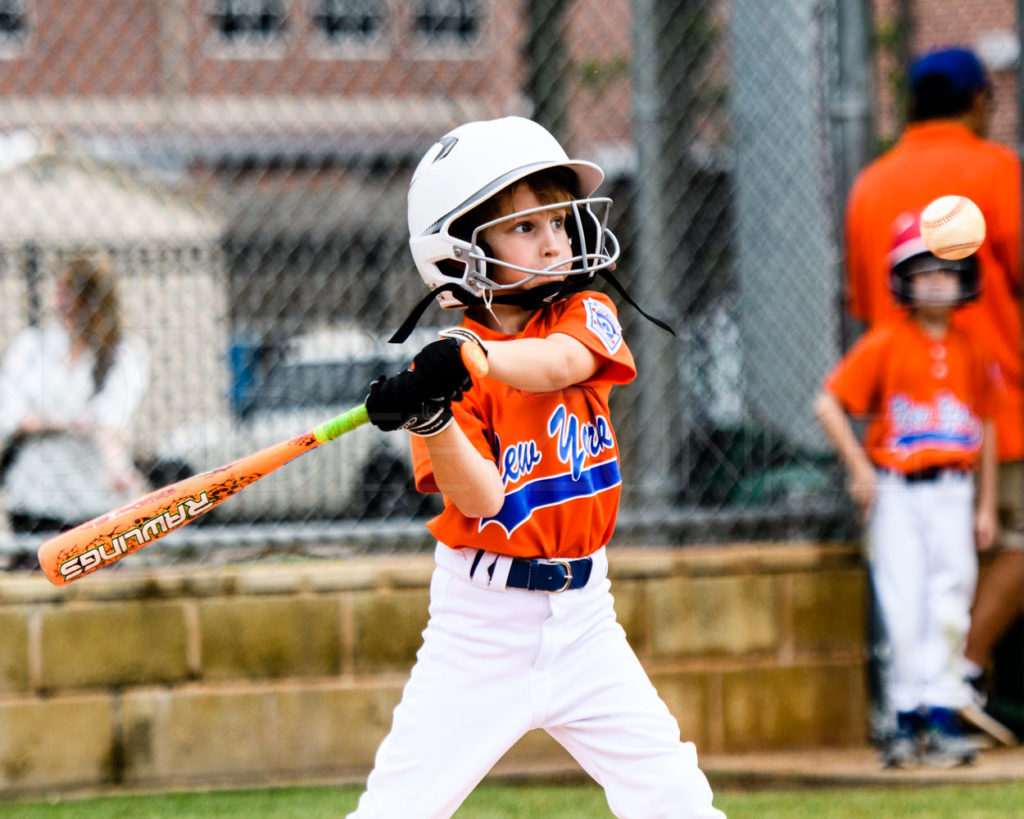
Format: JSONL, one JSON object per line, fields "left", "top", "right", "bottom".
{"left": 348, "top": 543, "right": 724, "bottom": 819}
{"left": 869, "top": 470, "right": 977, "bottom": 713}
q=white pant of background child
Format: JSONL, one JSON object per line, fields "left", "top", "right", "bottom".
{"left": 870, "top": 470, "right": 977, "bottom": 713}
{"left": 348, "top": 544, "right": 724, "bottom": 818}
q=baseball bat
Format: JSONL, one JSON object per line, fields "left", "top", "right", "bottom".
{"left": 37, "top": 342, "right": 489, "bottom": 586}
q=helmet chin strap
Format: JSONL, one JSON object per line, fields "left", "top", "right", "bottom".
{"left": 388, "top": 269, "right": 674, "bottom": 343}
{"left": 593, "top": 267, "right": 675, "bottom": 335}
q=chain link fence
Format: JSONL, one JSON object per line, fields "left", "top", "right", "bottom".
{"left": 0, "top": 0, "right": 1018, "bottom": 565}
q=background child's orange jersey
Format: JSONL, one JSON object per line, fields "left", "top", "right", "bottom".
{"left": 825, "top": 313, "right": 1001, "bottom": 473}
{"left": 412, "top": 291, "right": 636, "bottom": 559}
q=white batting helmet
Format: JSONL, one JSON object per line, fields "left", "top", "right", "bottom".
{"left": 407, "top": 116, "right": 619, "bottom": 308}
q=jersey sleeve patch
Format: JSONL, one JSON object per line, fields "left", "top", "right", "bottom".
{"left": 584, "top": 297, "right": 623, "bottom": 354}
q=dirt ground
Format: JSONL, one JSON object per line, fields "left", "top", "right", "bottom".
{"left": 701, "top": 744, "right": 1024, "bottom": 789}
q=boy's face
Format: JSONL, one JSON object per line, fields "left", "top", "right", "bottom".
{"left": 910, "top": 268, "right": 960, "bottom": 306}
{"left": 480, "top": 186, "right": 573, "bottom": 288}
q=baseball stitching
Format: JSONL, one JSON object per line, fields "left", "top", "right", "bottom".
{"left": 921, "top": 197, "right": 966, "bottom": 229}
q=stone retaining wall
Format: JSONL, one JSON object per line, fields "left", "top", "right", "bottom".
{"left": 0, "top": 542, "right": 867, "bottom": 796}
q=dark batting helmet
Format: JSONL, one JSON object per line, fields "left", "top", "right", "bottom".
{"left": 888, "top": 209, "right": 979, "bottom": 305}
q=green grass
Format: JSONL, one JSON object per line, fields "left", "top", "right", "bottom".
{"left": 714, "top": 782, "right": 1024, "bottom": 818}
{"left": 5, "top": 780, "right": 1024, "bottom": 818}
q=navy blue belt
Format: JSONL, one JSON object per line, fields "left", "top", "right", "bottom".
{"left": 470, "top": 550, "right": 593, "bottom": 593}
{"left": 885, "top": 466, "right": 969, "bottom": 483}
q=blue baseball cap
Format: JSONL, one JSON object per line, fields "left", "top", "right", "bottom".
{"left": 909, "top": 47, "right": 989, "bottom": 96}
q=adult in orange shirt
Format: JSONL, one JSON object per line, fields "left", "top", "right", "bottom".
{"left": 845, "top": 46, "right": 1023, "bottom": 713}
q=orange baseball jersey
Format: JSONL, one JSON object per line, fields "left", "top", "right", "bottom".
{"left": 824, "top": 313, "right": 1001, "bottom": 473}
{"left": 844, "top": 121, "right": 1023, "bottom": 460}
{"left": 411, "top": 291, "right": 636, "bottom": 559}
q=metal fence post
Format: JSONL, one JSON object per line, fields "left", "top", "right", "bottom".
{"left": 832, "top": 0, "right": 875, "bottom": 352}
{"left": 631, "top": 0, "right": 677, "bottom": 514}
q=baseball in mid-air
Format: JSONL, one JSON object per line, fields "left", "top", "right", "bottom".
{"left": 919, "top": 195, "right": 986, "bottom": 260}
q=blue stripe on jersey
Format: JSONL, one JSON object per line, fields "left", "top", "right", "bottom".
{"left": 479, "top": 459, "right": 622, "bottom": 537}
{"left": 893, "top": 431, "right": 980, "bottom": 449}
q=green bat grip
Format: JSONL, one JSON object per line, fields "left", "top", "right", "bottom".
{"left": 312, "top": 404, "right": 370, "bottom": 444}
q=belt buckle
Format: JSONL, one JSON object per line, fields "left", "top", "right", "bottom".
{"left": 548, "top": 558, "right": 573, "bottom": 593}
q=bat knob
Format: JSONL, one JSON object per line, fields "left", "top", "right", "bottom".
{"left": 459, "top": 339, "right": 489, "bottom": 378}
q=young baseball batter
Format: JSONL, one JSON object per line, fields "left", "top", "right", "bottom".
{"left": 351, "top": 116, "right": 724, "bottom": 817}
{"left": 815, "top": 210, "right": 1000, "bottom": 768}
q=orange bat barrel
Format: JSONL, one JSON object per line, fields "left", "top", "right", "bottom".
{"left": 36, "top": 339, "right": 487, "bottom": 586}
{"left": 37, "top": 405, "right": 370, "bottom": 585}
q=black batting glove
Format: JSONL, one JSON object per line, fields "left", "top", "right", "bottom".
{"left": 365, "top": 375, "right": 454, "bottom": 436}
{"left": 365, "top": 372, "right": 423, "bottom": 431}
{"left": 410, "top": 338, "right": 473, "bottom": 403}
{"left": 365, "top": 331, "right": 487, "bottom": 433}
{"left": 404, "top": 401, "right": 454, "bottom": 437}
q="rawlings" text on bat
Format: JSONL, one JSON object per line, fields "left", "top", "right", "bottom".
{"left": 38, "top": 342, "right": 489, "bottom": 585}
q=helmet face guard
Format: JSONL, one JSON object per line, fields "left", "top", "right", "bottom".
{"left": 890, "top": 253, "right": 980, "bottom": 306}
{"left": 455, "top": 197, "right": 620, "bottom": 300}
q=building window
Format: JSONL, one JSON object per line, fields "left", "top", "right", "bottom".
{"left": 0, "top": 0, "right": 26, "bottom": 46}
{"left": 312, "top": 0, "right": 386, "bottom": 40}
{"left": 412, "top": 0, "right": 479, "bottom": 44}
{"left": 209, "top": 0, "right": 287, "bottom": 43}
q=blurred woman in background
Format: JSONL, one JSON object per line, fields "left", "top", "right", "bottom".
{"left": 0, "top": 255, "right": 149, "bottom": 548}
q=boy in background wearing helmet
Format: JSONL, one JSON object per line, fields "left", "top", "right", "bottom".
{"left": 815, "top": 210, "right": 1001, "bottom": 769}
{"left": 350, "top": 117, "right": 723, "bottom": 817}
